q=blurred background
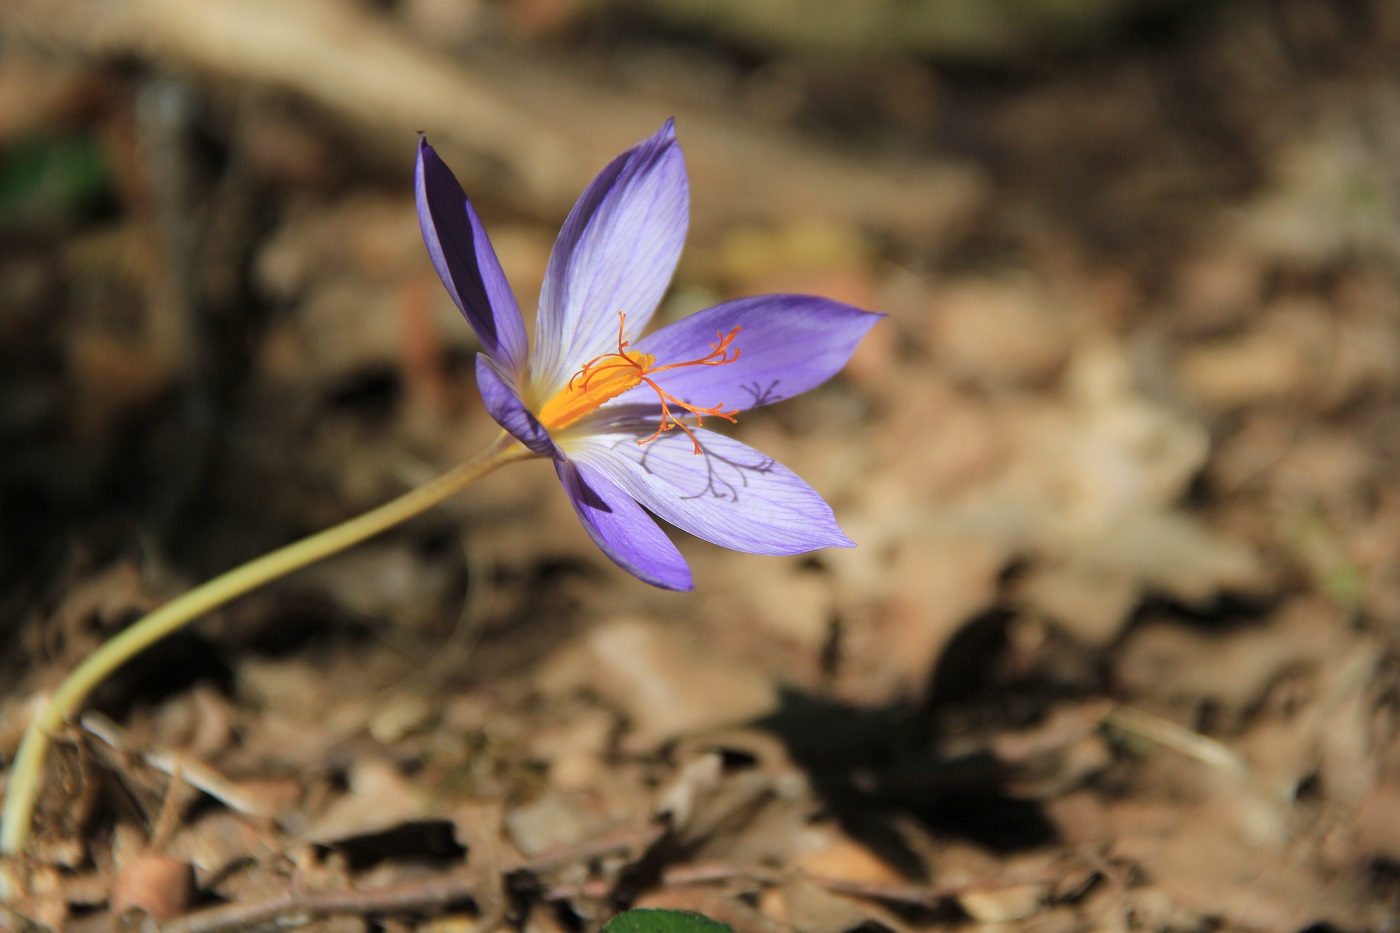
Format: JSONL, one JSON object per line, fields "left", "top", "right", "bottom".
{"left": 3, "top": 0, "right": 1400, "bottom": 928}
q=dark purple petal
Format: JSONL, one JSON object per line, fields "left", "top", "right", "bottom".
{"left": 531, "top": 120, "right": 688, "bottom": 396}
{"left": 566, "top": 427, "right": 853, "bottom": 555}
{"left": 625, "top": 295, "right": 882, "bottom": 413}
{"left": 555, "top": 459, "right": 693, "bottom": 590}
{"left": 475, "top": 355, "right": 561, "bottom": 459}
{"left": 417, "top": 138, "right": 529, "bottom": 380}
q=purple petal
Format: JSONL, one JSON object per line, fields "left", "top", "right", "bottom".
{"left": 475, "top": 355, "right": 561, "bottom": 458}
{"left": 417, "top": 138, "right": 530, "bottom": 380}
{"left": 531, "top": 120, "right": 688, "bottom": 396}
{"left": 556, "top": 459, "right": 693, "bottom": 590}
{"left": 565, "top": 427, "right": 853, "bottom": 555}
{"left": 625, "top": 296, "right": 882, "bottom": 412}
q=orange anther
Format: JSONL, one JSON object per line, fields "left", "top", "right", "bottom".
{"left": 537, "top": 313, "right": 742, "bottom": 453}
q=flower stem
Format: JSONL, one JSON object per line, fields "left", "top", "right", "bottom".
{"left": 0, "top": 433, "right": 532, "bottom": 858}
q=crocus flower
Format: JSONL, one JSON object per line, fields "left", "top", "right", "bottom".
{"left": 416, "top": 119, "right": 880, "bottom": 590}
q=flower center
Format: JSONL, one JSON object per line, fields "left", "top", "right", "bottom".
{"left": 537, "top": 313, "right": 742, "bottom": 454}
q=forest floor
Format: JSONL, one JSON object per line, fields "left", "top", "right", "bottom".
{"left": 3, "top": 1, "right": 1400, "bottom": 930}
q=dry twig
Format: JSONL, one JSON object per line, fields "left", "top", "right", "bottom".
{"left": 158, "top": 874, "right": 483, "bottom": 933}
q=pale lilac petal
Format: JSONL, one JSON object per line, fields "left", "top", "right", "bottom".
{"left": 417, "top": 138, "right": 529, "bottom": 380}
{"left": 556, "top": 459, "right": 693, "bottom": 590}
{"left": 475, "top": 355, "right": 561, "bottom": 459}
{"left": 530, "top": 120, "right": 688, "bottom": 396}
{"left": 624, "top": 296, "right": 882, "bottom": 412}
{"left": 565, "top": 427, "right": 853, "bottom": 555}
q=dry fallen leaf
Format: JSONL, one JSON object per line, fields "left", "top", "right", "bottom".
{"left": 924, "top": 276, "right": 1073, "bottom": 390}
{"left": 302, "top": 757, "right": 426, "bottom": 843}
{"left": 537, "top": 617, "right": 779, "bottom": 749}
{"left": 109, "top": 852, "right": 195, "bottom": 921}
{"left": 1115, "top": 597, "right": 1345, "bottom": 722}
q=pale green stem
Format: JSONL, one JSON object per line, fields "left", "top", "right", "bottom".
{"left": 1, "top": 433, "right": 532, "bottom": 858}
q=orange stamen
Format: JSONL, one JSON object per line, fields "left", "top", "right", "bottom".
{"left": 537, "top": 313, "right": 742, "bottom": 454}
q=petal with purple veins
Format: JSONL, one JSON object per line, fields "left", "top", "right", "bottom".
{"left": 555, "top": 458, "right": 693, "bottom": 590}
{"left": 566, "top": 427, "right": 853, "bottom": 555}
{"left": 417, "top": 139, "right": 529, "bottom": 380}
{"left": 625, "top": 295, "right": 882, "bottom": 413}
{"left": 531, "top": 120, "right": 688, "bottom": 396}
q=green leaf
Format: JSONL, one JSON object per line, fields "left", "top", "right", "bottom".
{"left": 0, "top": 132, "right": 113, "bottom": 225}
{"left": 603, "top": 909, "right": 734, "bottom": 933}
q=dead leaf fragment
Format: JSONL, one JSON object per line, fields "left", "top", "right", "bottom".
{"left": 303, "top": 757, "right": 425, "bottom": 842}
{"left": 505, "top": 790, "right": 595, "bottom": 858}
{"left": 932, "top": 844, "right": 1050, "bottom": 924}
{"left": 958, "top": 882, "right": 1044, "bottom": 923}
{"left": 539, "top": 617, "right": 778, "bottom": 748}
{"left": 927, "top": 277, "right": 1072, "bottom": 390}
{"left": 654, "top": 743, "right": 812, "bottom": 866}
{"left": 1111, "top": 798, "right": 1381, "bottom": 930}
{"left": 1176, "top": 299, "right": 1327, "bottom": 409}
{"left": 795, "top": 828, "right": 905, "bottom": 886}
{"left": 1115, "top": 598, "right": 1344, "bottom": 721}
{"left": 779, "top": 874, "right": 904, "bottom": 933}
{"left": 110, "top": 853, "right": 195, "bottom": 921}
